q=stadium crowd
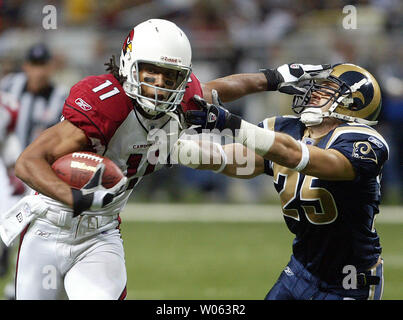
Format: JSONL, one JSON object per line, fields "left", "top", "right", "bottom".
{"left": 0, "top": 0, "right": 401, "bottom": 204}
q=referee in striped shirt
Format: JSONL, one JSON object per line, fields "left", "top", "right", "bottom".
{"left": 0, "top": 43, "right": 68, "bottom": 148}
{"left": 0, "top": 43, "right": 67, "bottom": 299}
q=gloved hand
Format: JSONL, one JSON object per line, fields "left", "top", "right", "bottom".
{"left": 260, "top": 63, "right": 332, "bottom": 95}
{"left": 71, "top": 163, "right": 127, "bottom": 217}
{"left": 185, "top": 90, "right": 242, "bottom": 134}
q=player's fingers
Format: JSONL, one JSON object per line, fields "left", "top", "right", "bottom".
{"left": 83, "top": 163, "right": 105, "bottom": 190}
{"left": 185, "top": 110, "right": 207, "bottom": 125}
{"left": 304, "top": 69, "right": 333, "bottom": 79}
{"left": 302, "top": 64, "right": 332, "bottom": 72}
{"left": 211, "top": 89, "right": 220, "bottom": 105}
{"left": 191, "top": 95, "right": 208, "bottom": 109}
{"left": 278, "top": 84, "right": 307, "bottom": 95}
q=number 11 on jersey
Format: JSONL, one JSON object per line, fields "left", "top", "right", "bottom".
{"left": 92, "top": 80, "right": 120, "bottom": 100}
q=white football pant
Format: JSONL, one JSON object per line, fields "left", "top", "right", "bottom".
{"left": 16, "top": 212, "right": 127, "bottom": 300}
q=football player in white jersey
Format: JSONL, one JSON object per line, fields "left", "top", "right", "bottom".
{"left": 0, "top": 19, "right": 329, "bottom": 300}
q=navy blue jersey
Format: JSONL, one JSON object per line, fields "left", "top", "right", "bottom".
{"left": 259, "top": 116, "right": 389, "bottom": 285}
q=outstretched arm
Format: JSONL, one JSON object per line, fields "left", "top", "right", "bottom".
{"left": 183, "top": 98, "right": 355, "bottom": 181}
{"left": 170, "top": 138, "right": 265, "bottom": 179}
{"left": 200, "top": 63, "right": 332, "bottom": 103}
{"left": 202, "top": 73, "right": 268, "bottom": 103}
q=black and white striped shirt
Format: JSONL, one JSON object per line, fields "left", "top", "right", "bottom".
{"left": 0, "top": 72, "right": 68, "bottom": 148}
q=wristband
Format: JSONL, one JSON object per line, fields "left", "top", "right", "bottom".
{"left": 224, "top": 113, "right": 242, "bottom": 136}
{"left": 235, "top": 120, "right": 275, "bottom": 157}
{"left": 293, "top": 141, "right": 310, "bottom": 172}
{"left": 259, "top": 69, "right": 283, "bottom": 91}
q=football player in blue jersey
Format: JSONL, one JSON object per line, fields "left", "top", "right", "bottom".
{"left": 179, "top": 63, "right": 388, "bottom": 300}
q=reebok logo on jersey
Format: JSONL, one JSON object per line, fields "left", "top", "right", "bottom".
{"left": 75, "top": 98, "right": 92, "bottom": 111}
{"left": 368, "top": 136, "right": 383, "bottom": 148}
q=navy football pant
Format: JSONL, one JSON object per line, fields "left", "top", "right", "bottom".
{"left": 265, "top": 255, "right": 384, "bottom": 300}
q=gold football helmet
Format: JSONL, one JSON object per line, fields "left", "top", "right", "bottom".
{"left": 292, "top": 63, "right": 382, "bottom": 126}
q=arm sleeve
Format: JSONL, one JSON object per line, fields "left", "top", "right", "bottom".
{"left": 328, "top": 132, "right": 389, "bottom": 179}
{"left": 62, "top": 89, "right": 108, "bottom": 153}
{"left": 258, "top": 119, "right": 274, "bottom": 176}
{"left": 61, "top": 77, "right": 127, "bottom": 153}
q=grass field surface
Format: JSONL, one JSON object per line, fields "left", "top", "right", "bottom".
{"left": 1, "top": 204, "right": 402, "bottom": 300}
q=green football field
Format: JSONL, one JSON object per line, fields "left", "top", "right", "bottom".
{"left": 1, "top": 204, "right": 402, "bottom": 300}
{"left": 122, "top": 221, "right": 403, "bottom": 300}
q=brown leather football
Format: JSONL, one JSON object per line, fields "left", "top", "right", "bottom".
{"left": 51, "top": 152, "right": 124, "bottom": 189}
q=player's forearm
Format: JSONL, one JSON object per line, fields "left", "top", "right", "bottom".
{"left": 172, "top": 139, "right": 264, "bottom": 178}
{"left": 202, "top": 73, "right": 267, "bottom": 103}
{"left": 233, "top": 120, "right": 302, "bottom": 169}
{"left": 15, "top": 156, "right": 74, "bottom": 207}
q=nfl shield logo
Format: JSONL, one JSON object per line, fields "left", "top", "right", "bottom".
{"left": 208, "top": 112, "right": 217, "bottom": 123}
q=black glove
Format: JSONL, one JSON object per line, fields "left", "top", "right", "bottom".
{"left": 185, "top": 90, "right": 242, "bottom": 135}
{"left": 260, "top": 63, "right": 332, "bottom": 95}
{"left": 71, "top": 163, "right": 127, "bottom": 217}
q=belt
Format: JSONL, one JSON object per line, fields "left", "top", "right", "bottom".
{"left": 44, "top": 210, "right": 118, "bottom": 229}
{"left": 44, "top": 210, "right": 74, "bottom": 227}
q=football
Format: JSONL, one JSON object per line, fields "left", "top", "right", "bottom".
{"left": 51, "top": 152, "right": 124, "bottom": 189}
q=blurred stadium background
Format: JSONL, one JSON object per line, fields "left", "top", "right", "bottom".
{"left": 0, "top": 0, "right": 402, "bottom": 299}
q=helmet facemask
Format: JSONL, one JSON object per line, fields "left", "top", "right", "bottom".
{"left": 292, "top": 62, "right": 382, "bottom": 126}
{"left": 292, "top": 76, "right": 377, "bottom": 126}
{"left": 124, "top": 60, "right": 191, "bottom": 115}
{"left": 292, "top": 76, "right": 350, "bottom": 115}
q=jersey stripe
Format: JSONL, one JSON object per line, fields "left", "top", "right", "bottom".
{"left": 64, "top": 103, "right": 108, "bottom": 153}
{"left": 325, "top": 126, "right": 389, "bottom": 155}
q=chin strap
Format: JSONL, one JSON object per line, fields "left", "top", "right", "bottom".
{"left": 326, "top": 112, "right": 378, "bottom": 125}
{"left": 166, "top": 110, "right": 183, "bottom": 129}
{"left": 300, "top": 77, "right": 378, "bottom": 127}
{"left": 300, "top": 108, "right": 378, "bottom": 127}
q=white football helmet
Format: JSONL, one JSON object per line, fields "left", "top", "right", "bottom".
{"left": 119, "top": 19, "right": 192, "bottom": 115}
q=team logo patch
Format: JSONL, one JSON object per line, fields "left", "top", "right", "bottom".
{"left": 208, "top": 112, "right": 217, "bottom": 123}
{"left": 352, "top": 141, "right": 378, "bottom": 164}
{"left": 75, "top": 98, "right": 92, "bottom": 111}
{"left": 122, "top": 30, "right": 134, "bottom": 55}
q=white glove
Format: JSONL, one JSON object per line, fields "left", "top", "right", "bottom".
{"left": 0, "top": 195, "right": 49, "bottom": 246}
{"left": 260, "top": 63, "right": 332, "bottom": 95}
{"left": 71, "top": 163, "right": 127, "bottom": 216}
